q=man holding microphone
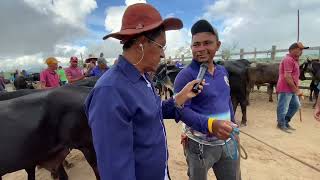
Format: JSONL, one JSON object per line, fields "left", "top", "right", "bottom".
{"left": 174, "top": 19, "right": 240, "bottom": 180}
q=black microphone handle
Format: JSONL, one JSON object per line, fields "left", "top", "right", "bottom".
{"left": 192, "top": 63, "right": 208, "bottom": 93}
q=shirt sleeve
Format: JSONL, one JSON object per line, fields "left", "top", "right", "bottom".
{"left": 39, "top": 71, "right": 46, "bottom": 84}
{"left": 90, "top": 69, "right": 95, "bottom": 76}
{"left": 85, "top": 86, "right": 136, "bottom": 180}
{"left": 172, "top": 70, "right": 209, "bottom": 134}
{"left": 283, "top": 58, "right": 294, "bottom": 73}
{"left": 64, "top": 68, "right": 72, "bottom": 77}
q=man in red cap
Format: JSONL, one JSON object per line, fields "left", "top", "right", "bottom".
{"left": 276, "top": 42, "right": 309, "bottom": 131}
{"left": 65, "top": 56, "right": 85, "bottom": 83}
{"left": 85, "top": 3, "right": 227, "bottom": 180}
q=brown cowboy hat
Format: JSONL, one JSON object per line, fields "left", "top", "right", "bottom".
{"left": 103, "top": 3, "right": 183, "bottom": 41}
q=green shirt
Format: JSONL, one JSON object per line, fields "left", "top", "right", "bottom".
{"left": 56, "top": 69, "right": 68, "bottom": 82}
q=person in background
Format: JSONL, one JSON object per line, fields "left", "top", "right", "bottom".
{"left": 13, "top": 69, "right": 19, "bottom": 80}
{"left": 276, "top": 42, "right": 308, "bottom": 131}
{"left": 90, "top": 58, "right": 109, "bottom": 77}
{"left": 175, "top": 60, "right": 184, "bottom": 69}
{"left": 57, "top": 66, "right": 68, "bottom": 85}
{"left": 84, "top": 54, "right": 97, "bottom": 76}
{"left": 82, "top": 63, "right": 88, "bottom": 75}
{"left": 21, "top": 69, "right": 29, "bottom": 78}
{"left": 65, "top": 56, "right": 85, "bottom": 83}
{"left": 0, "top": 75, "right": 5, "bottom": 92}
{"left": 39, "top": 57, "right": 60, "bottom": 89}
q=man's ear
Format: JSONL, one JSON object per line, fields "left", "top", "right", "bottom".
{"left": 216, "top": 40, "right": 221, "bottom": 50}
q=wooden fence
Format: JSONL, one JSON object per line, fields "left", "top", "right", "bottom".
{"left": 165, "top": 45, "right": 320, "bottom": 92}
{"left": 166, "top": 45, "right": 320, "bottom": 63}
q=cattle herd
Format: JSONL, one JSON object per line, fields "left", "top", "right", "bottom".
{"left": 0, "top": 59, "right": 319, "bottom": 180}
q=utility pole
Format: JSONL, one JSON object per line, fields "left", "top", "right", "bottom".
{"left": 297, "top": 9, "right": 300, "bottom": 42}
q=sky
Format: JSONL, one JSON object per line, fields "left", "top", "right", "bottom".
{"left": 0, "top": 0, "right": 320, "bottom": 72}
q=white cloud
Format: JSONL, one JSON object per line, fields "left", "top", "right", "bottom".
{"left": 0, "top": 44, "right": 88, "bottom": 72}
{"left": 203, "top": 0, "right": 320, "bottom": 51}
{"left": 125, "top": 0, "right": 147, "bottom": 6}
{"left": 0, "top": 0, "right": 97, "bottom": 57}
{"left": 165, "top": 28, "right": 191, "bottom": 58}
{"left": 103, "top": 0, "right": 190, "bottom": 58}
{"left": 104, "top": 0, "right": 146, "bottom": 32}
{"left": 104, "top": 6, "right": 126, "bottom": 32}
{"left": 54, "top": 44, "right": 87, "bottom": 58}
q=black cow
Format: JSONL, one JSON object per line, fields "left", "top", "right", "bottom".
{"left": 300, "top": 59, "right": 320, "bottom": 107}
{"left": 153, "top": 63, "right": 181, "bottom": 99}
{"left": 0, "top": 80, "right": 99, "bottom": 180}
{"left": 217, "top": 59, "right": 251, "bottom": 126}
{"left": 247, "top": 63, "right": 279, "bottom": 102}
{"left": 13, "top": 73, "right": 40, "bottom": 90}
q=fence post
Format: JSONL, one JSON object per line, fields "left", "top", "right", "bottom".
{"left": 271, "top": 45, "right": 276, "bottom": 61}
{"left": 240, "top": 49, "right": 244, "bottom": 59}
{"left": 254, "top": 48, "right": 257, "bottom": 61}
{"left": 181, "top": 54, "right": 184, "bottom": 64}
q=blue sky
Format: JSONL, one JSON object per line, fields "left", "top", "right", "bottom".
{"left": 83, "top": 0, "right": 220, "bottom": 47}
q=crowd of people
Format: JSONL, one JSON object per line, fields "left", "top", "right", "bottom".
{"left": 39, "top": 53, "right": 109, "bottom": 89}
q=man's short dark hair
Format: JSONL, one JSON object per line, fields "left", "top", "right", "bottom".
{"left": 191, "top": 19, "right": 219, "bottom": 40}
{"left": 122, "top": 26, "right": 165, "bottom": 50}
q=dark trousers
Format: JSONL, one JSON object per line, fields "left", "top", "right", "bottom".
{"left": 184, "top": 138, "right": 241, "bottom": 180}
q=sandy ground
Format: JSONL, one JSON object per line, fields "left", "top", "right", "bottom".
{"left": 2, "top": 91, "right": 320, "bottom": 180}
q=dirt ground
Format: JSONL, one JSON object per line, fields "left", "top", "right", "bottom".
{"left": 3, "top": 91, "right": 320, "bottom": 180}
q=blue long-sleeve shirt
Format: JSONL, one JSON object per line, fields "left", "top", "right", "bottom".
{"left": 85, "top": 56, "right": 210, "bottom": 180}
{"left": 174, "top": 60, "right": 235, "bottom": 145}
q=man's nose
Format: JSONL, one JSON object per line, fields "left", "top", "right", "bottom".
{"left": 160, "top": 49, "right": 165, "bottom": 59}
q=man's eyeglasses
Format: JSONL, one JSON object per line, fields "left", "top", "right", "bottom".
{"left": 145, "top": 37, "right": 167, "bottom": 51}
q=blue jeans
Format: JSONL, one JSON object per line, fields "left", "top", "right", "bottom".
{"left": 277, "top": 93, "right": 300, "bottom": 127}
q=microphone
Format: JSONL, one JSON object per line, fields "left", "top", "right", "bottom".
{"left": 192, "top": 62, "right": 208, "bottom": 93}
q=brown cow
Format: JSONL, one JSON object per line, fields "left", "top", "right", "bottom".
{"left": 248, "top": 63, "right": 279, "bottom": 102}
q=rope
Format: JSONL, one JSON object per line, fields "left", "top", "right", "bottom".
{"left": 224, "top": 127, "right": 248, "bottom": 160}
{"left": 240, "top": 130, "right": 320, "bottom": 173}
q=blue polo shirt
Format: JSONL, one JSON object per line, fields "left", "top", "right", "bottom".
{"left": 85, "top": 56, "right": 210, "bottom": 180}
{"left": 90, "top": 66, "right": 108, "bottom": 77}
{"left": 174, "top": 60, "right": 235, "bottom": 145}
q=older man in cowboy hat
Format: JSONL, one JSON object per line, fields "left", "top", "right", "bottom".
{"left": 85, "top": 3, "right": 233, "bottom": 180}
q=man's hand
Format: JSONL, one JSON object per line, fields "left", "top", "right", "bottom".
{"left": 314, "top": 103, "right": 320, "bottom": 122}
{"left": 211, "top": 120, "right": 234, "bottom": 140}
{"left": 180, "top": 133, "right": 188, "bottom": 149}
{"left": 174, "top": 79, "right": 205, "bottom": 106}
{"left": 296, "top": 89, "right": 303, "bottom": 97}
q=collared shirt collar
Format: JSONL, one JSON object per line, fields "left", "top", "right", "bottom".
{"left": 287, "top": 53, "right": 298, "bottom": 61}
{"left": 117, "top": 55, "right": 143, "bottom": 83}
{"left": 46, "top": 68, "right": 56, "bottom": 74}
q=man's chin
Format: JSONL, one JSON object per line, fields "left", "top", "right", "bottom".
{"left": 196, "top": 58, "right": 209, "bottom": 62}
